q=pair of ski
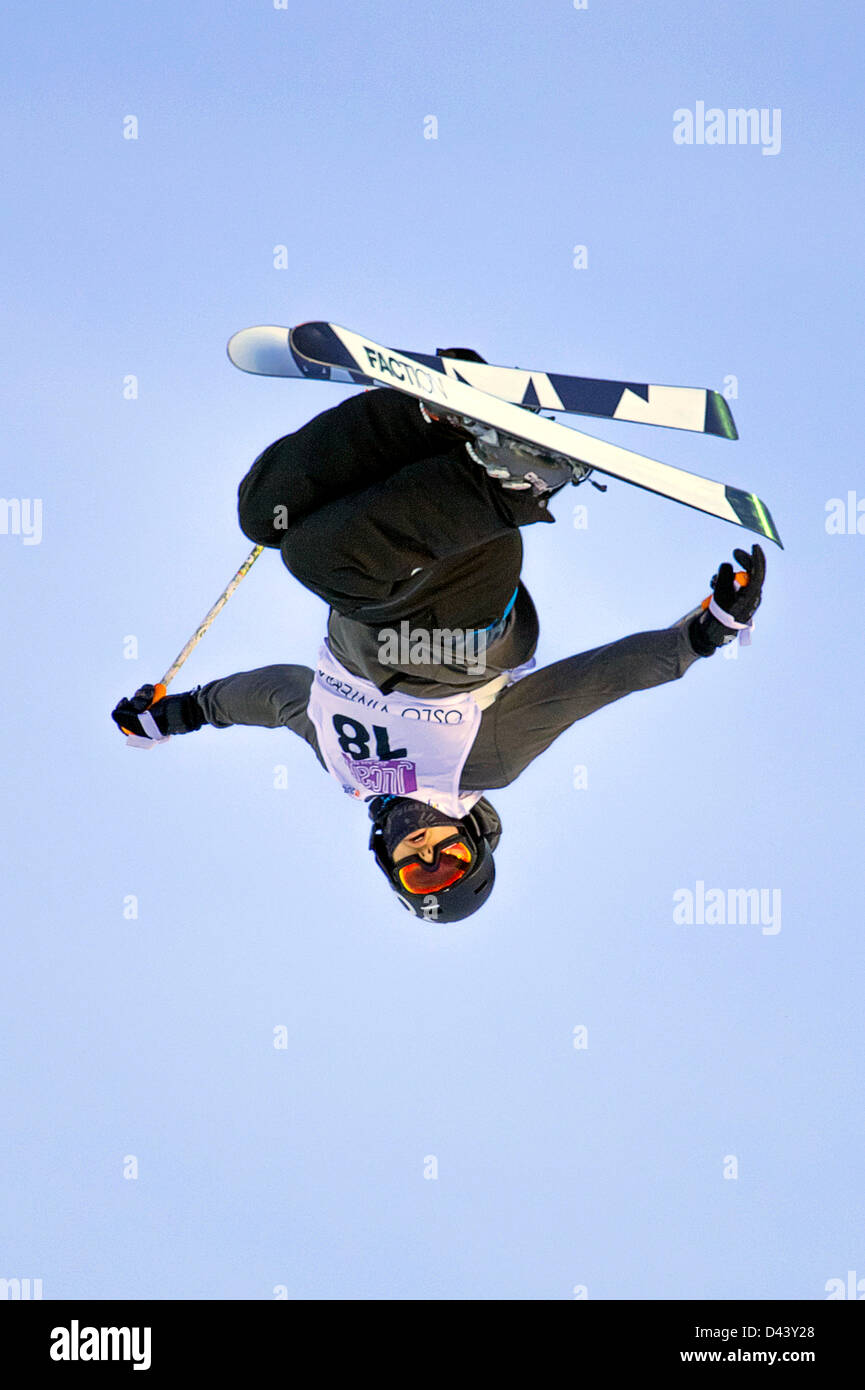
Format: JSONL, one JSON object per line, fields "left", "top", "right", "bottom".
{"left": 227, "top": 322, "right": 782, "bottom": 546}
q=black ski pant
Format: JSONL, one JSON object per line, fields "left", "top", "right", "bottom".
{"left": 237, "top": 389, "right": 555, "bottom": 631}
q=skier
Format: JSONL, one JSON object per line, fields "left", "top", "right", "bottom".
{"left": 112, "top": 366, "right": 765, "bottom": 921}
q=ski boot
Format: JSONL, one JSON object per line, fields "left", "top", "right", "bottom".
{"left": 418, "top": 347, "right": 603, "bottom": 498}
{"left": 465, "top": 429, "right": 596, "bottom": 497}
{"left": 417, "top": 348, "right": 493, "bottom": 435}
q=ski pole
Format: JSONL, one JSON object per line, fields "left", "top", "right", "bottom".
{"left": 122, "top": 543, "right": 264, "bottom": 742}
{"left": 157, "top": 543, "right": 264, "bottom": 691}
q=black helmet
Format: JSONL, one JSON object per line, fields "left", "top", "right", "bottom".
{"left": 368, "top": 796, "right": 501, "bottom": 923}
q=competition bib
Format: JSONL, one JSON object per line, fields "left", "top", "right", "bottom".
{"left": 306, "top": 643, "right": 486, "bottom": 819}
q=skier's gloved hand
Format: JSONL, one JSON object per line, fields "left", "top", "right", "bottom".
{"left": 688, "top": 544, "right": 766, "bottom": 656}
{"left": 111, "top": 684, "right": 205, "bottom": 742}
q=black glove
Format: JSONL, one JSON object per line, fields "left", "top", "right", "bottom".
{"left": 688, "top": 544, "right": 766, "bottom": 656}
{"left": 111, "top": 684, "right": 205, "bottom": 740}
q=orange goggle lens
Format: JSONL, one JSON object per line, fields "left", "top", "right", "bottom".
{"left": 396, "top": 840, "right": 473, "bottom": 894}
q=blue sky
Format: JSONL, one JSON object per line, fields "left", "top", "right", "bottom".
{"left": 2, "top": 0, "right": 863, "bottom": 1299}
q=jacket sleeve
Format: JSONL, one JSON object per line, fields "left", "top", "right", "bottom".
{"left": 194, "top": 665, "right": 324, "bottom": 766}
{"left": 462, "top": 618, "right": 703, "bottom": 789}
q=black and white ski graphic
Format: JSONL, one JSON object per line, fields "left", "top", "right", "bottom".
{"left": 287, "top": 322, "right": 782, "bottom": 547}
{"left": 227, "top": 324, "right": 738, "bottom": 439}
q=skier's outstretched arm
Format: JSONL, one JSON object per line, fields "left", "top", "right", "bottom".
{"left": 465, "top": 621, "right": 700, "bottom": 788}
{"left": 465, "top": 545, "right": 766, "bottom": 789}
{"left": 194, "top": 665, "right": 315, "bottom": 735}
{"left": 112, "top": 665, "right": 322, "bottom": 762}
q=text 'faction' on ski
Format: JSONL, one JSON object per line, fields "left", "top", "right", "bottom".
{"left": 227, "top": 324, "right": 739, "bottom": 439}
{"left": 268, "top": 321, "right": 781, "bottom": 547}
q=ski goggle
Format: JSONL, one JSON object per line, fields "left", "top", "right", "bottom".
{"left": 393, "top": 835, "right": 474, "bottom": 894}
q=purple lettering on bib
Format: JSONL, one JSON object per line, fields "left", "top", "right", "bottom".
{"left": 343, "top": 755, "right": 418, "bottom": 796}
